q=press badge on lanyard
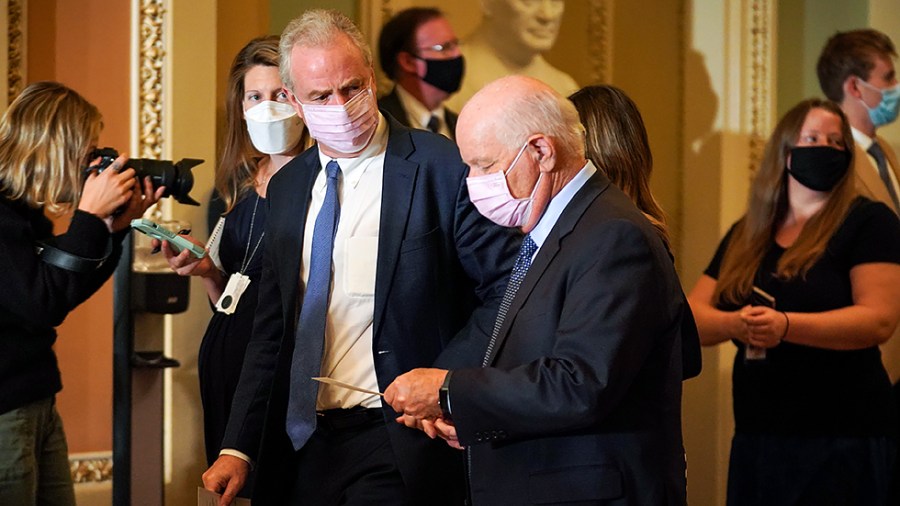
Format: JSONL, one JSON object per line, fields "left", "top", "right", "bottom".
{"left": 216, "top": 273, "right": 251, "bottom": 314}
{"left": 215, "top": 194, "right": 265, "bottom": 314}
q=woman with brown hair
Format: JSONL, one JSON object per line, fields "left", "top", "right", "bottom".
{"left": 569, "top": 84, "right": 669, "bottom": 248}
{"left": 159, "top": 35, "right": 309, "bottom": 472}
{"left": 689, "top": 98, "right": 900, "bottom": 505}
{"left": 0, "top": 81, "right": 160, "bottom": 504}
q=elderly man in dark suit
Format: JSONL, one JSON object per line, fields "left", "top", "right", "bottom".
{"left": 386, "top": 75, "right": 700, "bottom": 505}
{"left": 200, "top": 9, "right": 517, "bottom": 506}
{"left": 377, "top": 7, "right": 463, "bottom": 139}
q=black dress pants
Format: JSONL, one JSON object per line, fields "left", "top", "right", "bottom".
{"left": 287, "top": 408, "right": 410, "bottom": 506}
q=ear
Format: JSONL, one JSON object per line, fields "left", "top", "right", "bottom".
{"left": 285, "top": 87, "right": 304, "bottom": 119}
{"left": 397, "top": 52, "right": 421, "bottom": 76}
{"left": 843, "top": 75, "right": 863, "bottom": 101}
{"left": 530, "top": 135, "right": 557, "bottom": 173}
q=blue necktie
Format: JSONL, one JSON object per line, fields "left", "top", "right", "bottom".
{"left": 483, "top": 235, "right": 537, "bottom": 366}
{"left": 286, "top": 160, "right": 341, "bottom": 450}
{"left": 868, "top": 141, "right": 900, "bottom": 211}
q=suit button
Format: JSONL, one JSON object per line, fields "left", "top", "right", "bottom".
{"left": 498, "top": 430, "right": 507, "bottom": 438}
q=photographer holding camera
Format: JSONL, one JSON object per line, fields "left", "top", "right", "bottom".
{"left": 0, "top": 81, "right": 162, "bottom": 505}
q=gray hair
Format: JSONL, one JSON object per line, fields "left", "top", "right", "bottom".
{"left": 494, "top": 85, "right": 586, "bottom": 159}
{"left": 279, "top": 9, "right": 373, "bottom": 92}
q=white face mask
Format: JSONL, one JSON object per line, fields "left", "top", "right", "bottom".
{"left": 244, "top": 100, "right": 304, "bottom": 155}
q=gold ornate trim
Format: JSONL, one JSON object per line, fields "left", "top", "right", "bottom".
{"left": 587, "top": 0, "right": 612, "bottom": 84}
{"left": 748, "top": 0, "right": 774, "bottom": 173}
{"left": 7, "top": 0, "right": 25, "bottom": 103}
{"left": 138, "top": 0, "right": 165, "bottom": 159}
{"left": 70, "top": 453, "right": 113, "bottom": 483}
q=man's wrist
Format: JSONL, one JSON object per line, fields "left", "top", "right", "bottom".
{"left": 439, "top": 370, "right": 453, "bottom": 420}
{"left": 219, "top": 448, "right": 254, "bottom": 470}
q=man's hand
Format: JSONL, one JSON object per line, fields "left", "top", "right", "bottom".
{"left": 393, "top": 415, "right": 464, "bottom": 450}
{"left": 433, "top": 418, "right": 463, "bottom": 450}
{"left": 384, "top": 368, "right": 447, "bottom": 420}
{"left": 202, "top": 455, "right": 250, "bottom": 506}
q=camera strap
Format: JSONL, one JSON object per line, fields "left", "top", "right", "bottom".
{"left": 36, "top": 238, "right": 113, "bottom": 273}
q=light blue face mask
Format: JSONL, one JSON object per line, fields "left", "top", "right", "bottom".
{"left": 858, "top": 78, "right": 900, "bottom": 128}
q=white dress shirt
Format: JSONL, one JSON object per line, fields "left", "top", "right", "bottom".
{"left": 395, "top": 85, "right": 452, "bottom": 139}
{"left": 527, "top": 161, "right": 597, "bottom": 259}
{"left": 305, "top": 113, "right": 389, "bottom": 411}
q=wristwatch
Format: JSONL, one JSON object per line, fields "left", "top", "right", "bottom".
{"left": 439, "top": 371, "right": 453, "bottom": 420}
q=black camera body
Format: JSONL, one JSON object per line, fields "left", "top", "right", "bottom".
{"left": 89, "top": 147, "right": 202, "bottom": 206}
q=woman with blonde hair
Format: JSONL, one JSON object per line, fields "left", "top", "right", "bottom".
{"left": 569, "top": 85, "right": 669, "bottom": 248}
{"left": 0, "top": 81, "right": 160, "bottom": 504}
{"left": 689, "top": 98, "right": 900, "bottom": 505}
{"left": 159, "top": 35, "right": 309, "bottom": 476}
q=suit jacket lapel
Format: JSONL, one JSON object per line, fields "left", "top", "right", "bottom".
{"left": 877, "top": 135, "right": 900, "bottom": 213}
{"left": 445, "top": 109, "right": 458, "bottom": 140}
{"left": 378, "top": 89, "right": 412, "bottom": 128}
{"left": 373, "top": 119, "right": 418, "bottom": 337}
{"left": 284, "top": 150, "right": 321, "bottom": 313}
{"left": 485, "top": 172, "right": 609, "bottom": 365}
{"left": 855, "top": 143, "right": 891, "bottom": 204}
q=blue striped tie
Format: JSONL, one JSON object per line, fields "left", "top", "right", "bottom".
{"left": 483, "top": 235, "right": 537, "bottom": 366}
{"left": 286, "top": 160, "right": 341, "bottom": 450}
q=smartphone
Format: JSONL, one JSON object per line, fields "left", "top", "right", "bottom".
{"left": 745, "top": 286, "right": 776, "bottom": 361}
{"left": 750, "top": 286, "right": 775, "bottom": 308}
{"left": 130, "top": 218, "right": 206, "bottom": 258}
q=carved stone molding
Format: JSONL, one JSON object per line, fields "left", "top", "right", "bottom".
{"left": 7, "top": 0, "right": 25, "bottom": 103}
{"left": 587, "top": 0, "right": 612, "bottom": 84}
{"left": 748, "top": 0, "right": 773, "bottom": 173}
{"left": 70, "top": 453, "right": 113, "bottom": 483}
{"left": 138, "top": 0, "right": 165, "bottom": 159}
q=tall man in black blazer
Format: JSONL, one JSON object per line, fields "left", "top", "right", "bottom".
{"left": 377, "top": 8, "right": 463, "bottom": 139}
{"left": 201, "top": 10, "right": 517, "bottom": 506}
{"left": 386, "top": 75, "right": 699, "bottom": 505}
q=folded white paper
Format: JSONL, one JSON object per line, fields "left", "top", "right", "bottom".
{"left": 311, "top": 377, "right": 384, "bottom": 397}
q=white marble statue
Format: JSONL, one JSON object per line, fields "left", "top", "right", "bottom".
{"left": 446, "top": 0, "right": 579, "bottom": 111}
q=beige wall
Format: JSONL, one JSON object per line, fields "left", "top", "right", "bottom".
{"left": 776, "top": 0, "right": 868, "bottom": 117}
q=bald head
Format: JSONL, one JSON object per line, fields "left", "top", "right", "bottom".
{"left": 458, "top": 75, "right": 585, "bottom": 159}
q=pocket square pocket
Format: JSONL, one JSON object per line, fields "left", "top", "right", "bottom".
{"left": 344, "top": 236, "right": 378, "bottom": 297}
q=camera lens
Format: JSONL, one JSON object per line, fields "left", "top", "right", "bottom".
{"left": 86, "top": 148, "right": 202, "bottom": 206}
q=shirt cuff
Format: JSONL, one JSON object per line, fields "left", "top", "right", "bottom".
{"left": 219, "top": 448, "right": 254, "bottom": 470}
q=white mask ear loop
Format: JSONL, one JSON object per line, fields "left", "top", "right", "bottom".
{"left": 504, "top": 141, "right": 531, "bottom": 176}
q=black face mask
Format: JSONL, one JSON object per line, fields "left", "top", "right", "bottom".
{"left": 787, "top": 146, "right": 851, "bottom": 192}
{"left": 416, "top": 55, "right": 465, "bottom": 94}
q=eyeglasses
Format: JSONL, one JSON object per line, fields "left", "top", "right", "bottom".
{"left": 416, "top": 39, "right": 461, "bottom": 54}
